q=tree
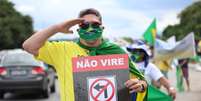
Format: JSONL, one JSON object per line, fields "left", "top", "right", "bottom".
{"left": 0, "top": 0, "right": 33, "bottom": 50}
{"left": 162, "top": 1, "right": 201, "bottom": 41}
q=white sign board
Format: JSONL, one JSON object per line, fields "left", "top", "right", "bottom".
{"left": 154, "top": 33, "right": 196, "bottom": 60}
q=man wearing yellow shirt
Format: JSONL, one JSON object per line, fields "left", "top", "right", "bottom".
{"left": 23, "top": 8, "right": 147, "bottom": 101}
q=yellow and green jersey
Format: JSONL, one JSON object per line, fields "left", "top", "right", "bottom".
{"left": 36, "top": 40, "right": 147, "bottom": 101}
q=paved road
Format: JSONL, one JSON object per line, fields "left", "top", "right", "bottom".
{"left": 172, "top": 64, "right": 201, "bottom": 101}
{"left": 1, "top": 64, "right": 201, "bottom": 101}
{"left": 0, "top": 80, "right": 60, "bottom": 101}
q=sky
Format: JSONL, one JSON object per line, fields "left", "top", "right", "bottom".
{"left": 10, "top": 0, "right": 194, "bottom": 40}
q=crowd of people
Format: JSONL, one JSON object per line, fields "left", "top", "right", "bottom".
{"left": 23, "top": 8, "right": 201, "bottom": 101}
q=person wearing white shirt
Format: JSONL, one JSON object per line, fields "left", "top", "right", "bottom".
{"left": 127, "top": 41, "right": 176, "bottom": 100}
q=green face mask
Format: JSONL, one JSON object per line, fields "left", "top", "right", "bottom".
{"left": 77, "top": 26, "right": 103, "bottom": 41}
{"left": 131, "top": 53, "right": 143, "bottom": 62}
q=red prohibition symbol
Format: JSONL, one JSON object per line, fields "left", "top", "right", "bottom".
{"left": 89, "top": 78, "right": 115, "bottom": 101}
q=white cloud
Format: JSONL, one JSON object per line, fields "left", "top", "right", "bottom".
{"left": 15, "top": 5, "right": 35, "bottom": 14}
{"left": 157, "top": 10, "right": 180, "bottom": 34}
{"left": 192, "top": 0, "right": 200, "bottom": 2}
{"left": 102, "top": 9, "right": 152, "bottom": 39}
{"left": 11, "top": 0, "right": 185, "bottom": 39}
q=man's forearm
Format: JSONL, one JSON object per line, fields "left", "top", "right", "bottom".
{"left": 159, "top": 77, "right": 176, "bottom": 99}
{"left": 23, "top": 24, "right": 59, "bottom": 56}
{"left": 159, "top": 77, "right": 171, "bottom": 90}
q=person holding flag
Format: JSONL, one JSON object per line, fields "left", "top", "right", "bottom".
{"left": 126, "top": 40, "right": 176, "bottom": 100}
{"left": 178, "top": 58, "right": 190, "bottom": 91}
{"left": 23, "top": 8, "right": 147, "bottom": 101}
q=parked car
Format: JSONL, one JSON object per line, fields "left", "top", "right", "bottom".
{"left": 0, "top": 50, "right": 56, "bottom": 99}
{"left": 0, "top": 50, "right": 9, "bottom": 64}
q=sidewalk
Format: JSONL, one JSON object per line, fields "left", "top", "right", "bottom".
{"left": 168, "top": 64, "right": 201, "bottom": 101}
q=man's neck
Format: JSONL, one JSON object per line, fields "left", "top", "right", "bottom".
{"left": 80, "top": 38, "right": 102, "bottom": 47}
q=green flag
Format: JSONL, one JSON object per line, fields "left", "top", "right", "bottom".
{"left": 176, "top": 66, "right": 184, "bottom": 92}
{"left": 148, "top": 85, "right": 173, "bottom": 101}
{"left": 143, "top": 19, "right": 157, "bottom": 46}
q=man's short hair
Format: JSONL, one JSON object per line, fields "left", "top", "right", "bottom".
{"left": 78, "top": 8, "right": 102, "bottom": 22}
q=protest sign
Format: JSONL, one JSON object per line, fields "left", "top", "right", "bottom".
{"left": 72, "top": 54, "right": 131, "bottom": 101}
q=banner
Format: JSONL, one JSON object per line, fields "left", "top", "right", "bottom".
{"left": 166, "top": 36, "right": 176, "bottom": 47}
{"left": 154, "top": 33, "right": 196, "bottom": 60}
{"left": 72, "top": 54, "right": 131, "bottom": 101}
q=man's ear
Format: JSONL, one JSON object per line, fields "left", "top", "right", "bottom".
{"left": 100, "top": 26, "right": 105, "bottom": 30}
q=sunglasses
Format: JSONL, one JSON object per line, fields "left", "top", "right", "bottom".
{"left": 131, "top": 50, "right": 144, "bottom": 55}
{"left": 79, "top": 21, "right": 101, "bottom": 29}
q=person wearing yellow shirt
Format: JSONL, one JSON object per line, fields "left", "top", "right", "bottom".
{"left": 198, "top": 40, "right": 201, "bottom": 49}
{"left": 154, "top": 60, "right": 172, "bottom": 79}
{"left": 198, "top": 40, "right": 201, "bottom": 55}
{"left": 23, "top": 8, "right": 147, "bottom": 101}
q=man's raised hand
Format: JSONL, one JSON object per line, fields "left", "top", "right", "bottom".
{"left": 56, "top": 18, "right": 84, "bottom": 33}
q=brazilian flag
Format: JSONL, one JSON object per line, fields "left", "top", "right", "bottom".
{"left": 176, "top": 66, "right": 184, "bottom": 92}
{"left": 143, "top": 19, "right": 157, "bottom": 46}
{"left": 148, "top": 85, "right": 173, "bottom": 101}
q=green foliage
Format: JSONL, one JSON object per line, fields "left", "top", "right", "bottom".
{"left": 0, "top": 0, "right": 33, "bottom": 50}
{"left": 162, "top": 1, "right": 201, "bottom": 41}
